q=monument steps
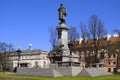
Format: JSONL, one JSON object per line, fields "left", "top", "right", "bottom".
{"left": 78, "top": 68, "right": 113, "bottom": 77}
{"left": 13, "top": 67, "right": 113, "bottom": 77}
{"left": 55, "top": 67, "right": 82, "bottom": 76}
{"left": 13, "top": 67, "right": 63, "bottom": 77}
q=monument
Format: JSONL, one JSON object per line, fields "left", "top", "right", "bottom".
{"left": 13, "top": 4, "right": 113, "bottom": 77}
{"left": 48, "top": 4, "right": 80, "bottom": 67}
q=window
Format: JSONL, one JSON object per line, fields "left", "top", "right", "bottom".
{"left": 108, "top": 62, "right": 111, "bottom": 65}
{"left": 113, "top": 54, "right": 116, "bottom": 58}
{"left": 108, "top": 54, "right": 111, "bottom": 58}
{"left": 20, "top": 63, "right": 28, "bottom": 67}
{"left": 43, "top": 61, "right": 46, "bottom": 67}
{"left": 80, "top": 55, "right": 81, "bottom": 59}
{"left": 108, "top": 68, "right": 111, "bottom": 72}
{"left": 99, "top": 64, "right": 103, "bottom": 67}
{"left": 113, "top": 68, "right": 116, "bottom": 73}
{"left": 92, "top": 65, "right": 96, "bottom": 67}
{"left": 113, "top": 62, "right": 116, "bottom": 65}
{"left": 35, "top": 62, "right": 38, "bottom": 67}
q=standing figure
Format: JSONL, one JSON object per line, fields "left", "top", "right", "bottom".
{"left": 58, "top": 4, "right": 67, "bottom": 23}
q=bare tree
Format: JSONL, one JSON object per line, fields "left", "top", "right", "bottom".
{"left": 89, "top": 14, "right": 107, "bottom": 39}
{"left": 80, "top": 22, "right": 90, "bottom": 42}
{"left": 49, "top": 27, "right": 58, "bottom": 49}
{"left": 78, "top": 15, "right": 107, "bottom": 67}
{"left": 0, "top": 42, "right": 15, "bottom": 72}
{"left": 89, "top": 14, "right": 107, "bottom": 63}
{"left": 80, "top": 22, "right": 90, "bottom": 67}
{"left": 68, "top": 26, "right": 79, "bottom": 41}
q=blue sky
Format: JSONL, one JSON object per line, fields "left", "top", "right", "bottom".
{"left": 0, "top": 0, "right": 120, "bottom": 51}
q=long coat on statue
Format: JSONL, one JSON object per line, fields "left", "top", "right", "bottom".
{"left": 58, "top": 4, "right": 67, "bottom": 22}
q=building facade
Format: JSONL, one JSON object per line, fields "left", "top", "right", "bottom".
{"left": 76, "top": 36, "right": 120, "bottom": 73}
{"left": 9, "top": 49, "right": 49, "bottom": 69}
{"left": 104, "top": 53, "right": 117, "bottom": 72}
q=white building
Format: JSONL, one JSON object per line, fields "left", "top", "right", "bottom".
{"left": 9, "top": 49, "right": 49, "bottom": 69}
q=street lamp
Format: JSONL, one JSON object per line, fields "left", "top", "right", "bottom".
{"left": 17, "top": 47, "right": 21, "bottom": 68}
{"left": 101, "top": 49, "right": 104, "bottom": 59}
{"left": 68, "top": 40, "right": 74, "bottom": 55}
{"left": 68, "top": 40, "right": 74, "bottom": 66}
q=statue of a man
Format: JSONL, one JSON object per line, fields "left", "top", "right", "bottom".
{"left": 58, "top": 4, "right": 67, "bottom": 23}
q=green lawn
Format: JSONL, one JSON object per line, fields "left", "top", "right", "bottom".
{"left": 0, "top": 73, "right": 120, "bottom": 80}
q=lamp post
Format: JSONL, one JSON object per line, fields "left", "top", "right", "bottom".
{"left": 68, "top": 40, "right": 74, "bottom": 66}
{"left": 101, "top": 49, "right": 104, "bottom": 62}
{"left": 94, "top": 38, "right": 98, "bottom": 63}
{"left": 68, "top": 40, "right": 74, "bottom": 55}
{"left": 94, "top": 46, "right": 98, "bottom": 63}
{"left": 17, "top": 47, "right": 21, "bottom": 68}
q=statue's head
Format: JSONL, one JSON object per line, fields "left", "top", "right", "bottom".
{"left": 60, "top": 3, "right": 64, "bottom": 7}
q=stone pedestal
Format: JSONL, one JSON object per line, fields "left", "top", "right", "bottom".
{"left": 56, "top": 23, "right": 79, "bottom": 65}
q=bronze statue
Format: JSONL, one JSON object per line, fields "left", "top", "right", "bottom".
{"left": 58, "top": 4, "right": 67, "bottom": 23}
